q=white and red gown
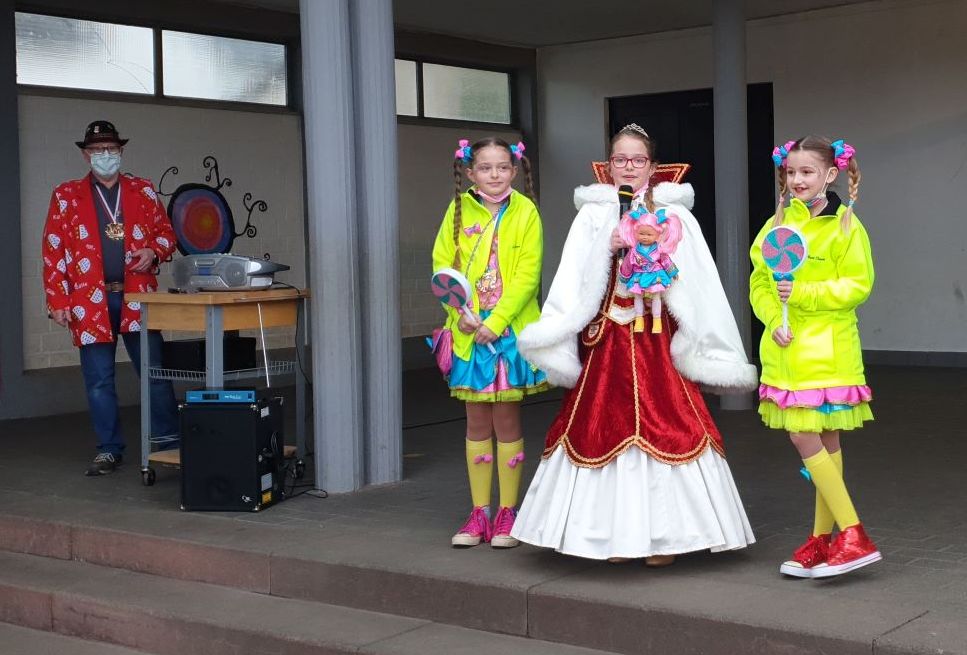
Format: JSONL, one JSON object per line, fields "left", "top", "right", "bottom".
{"left": 511, "top": 182, "right": 758, "bottom": 560}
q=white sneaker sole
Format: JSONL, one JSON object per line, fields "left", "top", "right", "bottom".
{"left": 491, "top": 535, "right": 519, "bottom": 549}
{"left": 811, "top": 551, "right": 882, "bottom": 578}
{"left": 779, "top": 561, "right": 814, "bottom": 578}
{"left": 451, "top": 534, "right": 484, "bottom": 547}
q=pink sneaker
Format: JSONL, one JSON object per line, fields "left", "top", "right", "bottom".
{"left": 451, "top": 506, "right": 492, "bottom": 547}
{"left": 491, "top": 506, "right": 520, "bottom": 549}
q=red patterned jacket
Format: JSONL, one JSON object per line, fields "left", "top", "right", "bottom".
{"left": 42, "top": 173, "right": 177, "bottom": 347}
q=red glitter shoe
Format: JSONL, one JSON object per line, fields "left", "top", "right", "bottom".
{"left": 779, "top": 534, "right": 831, "bottom": 578}
{"left": 811, "top": 524, "right": 882, "bottom": 578}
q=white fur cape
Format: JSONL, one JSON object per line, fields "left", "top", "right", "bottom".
{"left": 518, "top": 182, "right": 758, "bottom": 393}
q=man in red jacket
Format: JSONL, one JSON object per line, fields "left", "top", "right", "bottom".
{"left": 42, "top": 121, "right": 180, "bottom": 476}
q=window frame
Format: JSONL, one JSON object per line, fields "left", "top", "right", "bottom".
{"left": 394, "top": 55, "right": 518, "bottom": 130}
{"left": 13, "top": 10, "right": 295, "bottom": 114}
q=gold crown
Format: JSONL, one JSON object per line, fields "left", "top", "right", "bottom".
{"left": 620, "top": 123, "right": 650, "bottom": 138}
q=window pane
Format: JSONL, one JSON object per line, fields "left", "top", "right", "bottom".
{"left": 395, "top": 59, "right": 417, "bottom": 116}
{"left": 162, "top": 31, "right": 286, "bottom": 105}
{"left": 422, "top": 64, "right": 510, "bottom": 124}
{"left": 15, "top": 12, "right": 154, "bottom": 94}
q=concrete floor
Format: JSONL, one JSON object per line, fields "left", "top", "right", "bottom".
{"left": 0, "top": 364, "right": 964, "bottom": 653}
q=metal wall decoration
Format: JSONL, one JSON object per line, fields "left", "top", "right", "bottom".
{"left": 159, "top": 156, "right": 268, "bottom": 256}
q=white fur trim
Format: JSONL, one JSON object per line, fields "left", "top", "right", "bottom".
{"left": 653, "top": 182, "right": 695, "bottom": 210}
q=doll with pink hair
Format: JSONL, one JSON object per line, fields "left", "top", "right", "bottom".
{"left": 618, "top": 207, "right": 682, "bottom": 333}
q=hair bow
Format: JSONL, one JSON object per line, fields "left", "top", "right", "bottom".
{"left": 771, "top": 140, "right": 797, "bottom": 167}
{"left": 830, "top": 139, "right": 855, "bottom": 170}
{"left": 454, "top": 139, "right": 472, "bottom": 164}
{"left": 509, "top": 141, "right": 526, "bottom": 160}
{"left": 628, "top": 208, "right": 644, "bottom": 221}
{"left": 506, "top": 452, "right": 525, "bottom": 469}
{"left": 473, "top": 453, "right": 493, "bottom": 464}
{"left": 655, "top": 208, "right": 667, "bottom": 225}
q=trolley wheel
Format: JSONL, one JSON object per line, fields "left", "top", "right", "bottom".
{"left": 294, "top": 459, "right": 306, "bottom": 480}
{"left": 141, "top": 468, "right": 156, "bottom": 486}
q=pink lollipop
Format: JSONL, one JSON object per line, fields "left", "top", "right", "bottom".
{"left": 761, "top": 226, "right": 808, "bottom": 339}
{"left": 431, "top": 268, "right": 496, "bottom": 354}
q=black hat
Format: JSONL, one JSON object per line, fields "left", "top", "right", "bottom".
{"left": 75, "top": 120, "right": 129, "bottom": 149}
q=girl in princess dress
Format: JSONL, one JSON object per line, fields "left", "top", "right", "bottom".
{"left": 511, "top": 124, "right": 757, "bottom": 565}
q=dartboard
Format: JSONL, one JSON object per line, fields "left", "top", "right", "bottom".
{"left": 168, "top": 183, "right": 236, "bottom": 255}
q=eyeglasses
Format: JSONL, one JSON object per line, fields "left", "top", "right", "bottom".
{"left": 609, "top": 155, "right": 651, "bottom": 169}
{"left": 85, "top": 146, "right": 121, "bottom": 155}
{"left": 472, "top": 164, "right": 515, "bottom": 175}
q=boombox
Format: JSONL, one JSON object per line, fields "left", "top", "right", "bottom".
{"left": 172, "top": 254, "right": 289, "bottom": 291}
{"left": 179, "top": 395, "right": 285, "bottom": 511}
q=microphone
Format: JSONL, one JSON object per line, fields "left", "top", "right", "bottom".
{"left": 618, "top": 185, "right": 634, "bottom": 218}
{"left": 617, "top": 185, "right": 634, "bottom": 258}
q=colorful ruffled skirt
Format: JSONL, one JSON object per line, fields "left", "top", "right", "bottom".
{"left": 758, "top": 384, "right": 873, "bottom": 432}
{"left": 446, "top": 310, "right": 549, "bottom": 403}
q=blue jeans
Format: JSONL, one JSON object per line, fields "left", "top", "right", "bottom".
{"left": 78, "top": 291, "right": 179, "bottom": 456}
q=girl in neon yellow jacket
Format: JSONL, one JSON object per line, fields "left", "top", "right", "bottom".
{"left": 750, "top": 136, "right": 881, "bottom": 579}
{"left": 430, "top": 137, "right": 548, "bottom": 550}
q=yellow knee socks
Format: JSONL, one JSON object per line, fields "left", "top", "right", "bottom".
{"left": 813, "top": 449, "right": 843, "bottom": 536}
{"left": 803, "top": 448, "right": 859, "bottom": 531}
{"left": 465, "top": 438, "right": 493, "bottom": 508}
{"left": 497, "top": 439, "right": 525, "bottom": 508}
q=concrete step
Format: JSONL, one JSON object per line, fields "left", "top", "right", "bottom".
{"left": 0, "top": 622, "right": 151, "bottom": 655}
{"left": 0, "top": 550, "right": 620, "bottom": 655}
{"left": 0, "top": 510, "right": 957, "bottom": 655}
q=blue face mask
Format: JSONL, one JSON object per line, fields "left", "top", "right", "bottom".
{"left": 90, "top": 152, "right": 121, "bottom": 177}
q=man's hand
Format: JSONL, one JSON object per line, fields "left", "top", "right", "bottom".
{"left": 128, "top": 248, "right": 157, "bottom": 273}
{"left": 50, "top": 309, "right": 69, "bottom": 328}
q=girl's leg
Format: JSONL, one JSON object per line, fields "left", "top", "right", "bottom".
{"left": 651, "top": 295, "right": 663, "bottom": 333}
{"left": 492, "top": 401, "right": 525, "bottom": 548}
{"left": 493, "top": 402, "right": 524, "bottom": 508}
{"left": 813, "top": 431, "right": 843, "bottom": 536}
{"left": 464, "top": 402, "right": 495, "bottom": 508}
{"left": 791, "top": 432, "right": 859, "bottom": 531}
{"left": 453, "top": 402, "right": 495, "bottom": 547}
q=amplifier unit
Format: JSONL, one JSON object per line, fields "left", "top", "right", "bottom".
{"left": 179, "top": 396, "right": 284, "bottom": 512}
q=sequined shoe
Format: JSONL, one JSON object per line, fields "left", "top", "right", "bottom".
{"left": 490, "top": 506, "right": 520, "bottom": 549}
{"left": 451, "top": 506, "right": 492, "bottom": 547}
{"left": 811, "top": 525, "right": 882, "bottom": 578}
{"left": 779, "top": 534, "right": 831, "bottom": 578}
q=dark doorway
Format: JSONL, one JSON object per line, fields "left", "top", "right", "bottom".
{"left": 608, "top": 83, "right": 775, "bottom": 349}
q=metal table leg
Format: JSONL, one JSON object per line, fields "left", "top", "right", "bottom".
{"left": 140, "top": 303, "right": 151, "bottom": 473}
{"left": 295, "top": 297, "right": 307, "bottom": 459}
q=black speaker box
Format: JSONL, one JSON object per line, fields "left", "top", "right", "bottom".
{"left": 163, "top": 336, "right": 257, "bottom": 372}
{"left": 179, "top": 396, "right": 284, "bottom": 511}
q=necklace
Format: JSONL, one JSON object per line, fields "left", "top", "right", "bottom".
{"left": 95, "top": 184, "right": 124, "bottom": 241}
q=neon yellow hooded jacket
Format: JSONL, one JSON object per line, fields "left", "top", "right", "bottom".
{"left": 750, "top": 196, "right": 874, "bottom": 390}
{"left": 432, "top": 190, "right": 543, "bottom": 362}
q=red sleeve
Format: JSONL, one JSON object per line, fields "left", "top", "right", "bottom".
{"left": 41, "top": 189, "right": 70, "bottom": 313}
{"left": 143, "top": 182, "right": 178, "bottom": 261}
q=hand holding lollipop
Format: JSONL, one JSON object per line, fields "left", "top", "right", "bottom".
{"left": 431, "top": 268, "right": 497, "bottom": 354}
{"left": 761, "top": 225, "right": 807, "bottom": 340}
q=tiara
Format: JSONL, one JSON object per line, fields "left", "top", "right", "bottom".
{"left": 620, "top": 123, "right": 650, "bottom": 138}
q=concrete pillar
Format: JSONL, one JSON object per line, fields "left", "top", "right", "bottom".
{"left": 713, "top": 0, "right": 754, "bottom": 410}
{"left": 0, "top": 0, "right": 26, "bottom": 419}
{"left": 350, "top": 0, "right": 402, "bottom": 485}
{"left": 300, "top": 0, "right": 364, "bottom": 491}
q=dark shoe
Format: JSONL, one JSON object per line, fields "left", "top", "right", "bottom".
{"left": 85, "top": 452, "right": 122, "bottom": 476}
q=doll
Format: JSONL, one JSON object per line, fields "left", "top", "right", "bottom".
{"left": 618, "top": 207, "right": 682, "bottom": 333}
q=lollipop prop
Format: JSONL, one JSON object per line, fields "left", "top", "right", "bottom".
{"left": 761, "top": 226, "right": 807, "bottom": 339}
{"left": 431, "top": 268, "right": 497, "bottom": 354}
